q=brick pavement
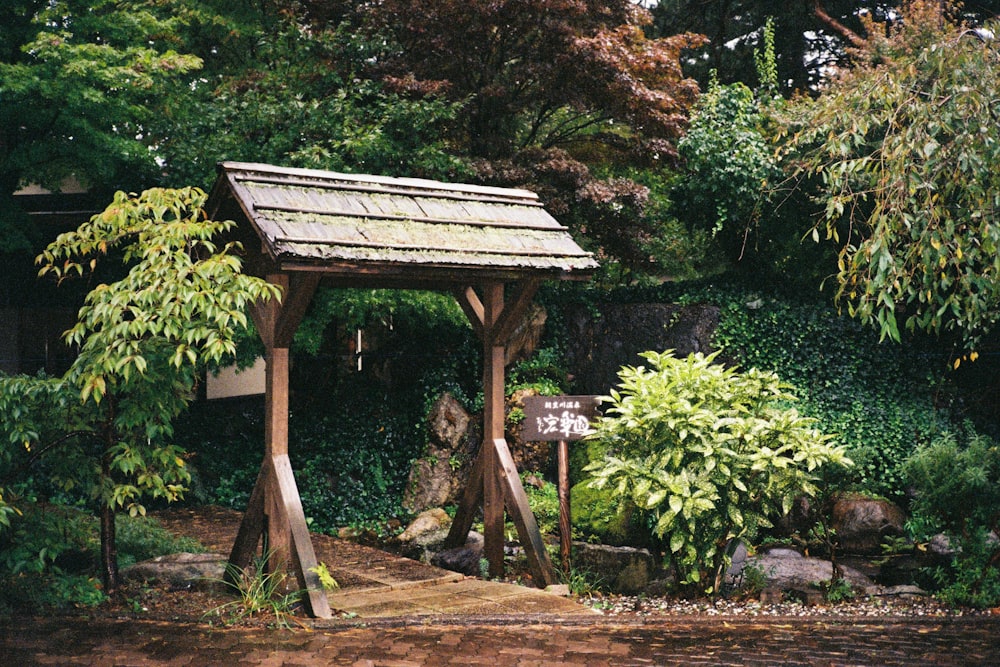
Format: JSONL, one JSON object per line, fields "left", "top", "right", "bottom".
{"left": 3, "top": 614, "right": 998, "bottom": 666}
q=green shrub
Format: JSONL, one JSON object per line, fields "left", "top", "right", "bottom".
{"left": 904, "top": 431, "right": 1000, "bottom": 608}
{"left": 521, "top": 474, "right": 561, "bottom": 538}
{"left": 584, "top": 350, "right": 850, "bottom": 596}
{"left": 930, "top": 527, "right": 1000, "bottom": 610}
{"left": 507, "top": 347, "right": 570, "bottom": 396}
{"left": 0, "top": 504, "right": 203, "bottom": 611}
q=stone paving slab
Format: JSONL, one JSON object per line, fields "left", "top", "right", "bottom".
{"left": 326, "top": 576, "right": 594, "bottom": 617}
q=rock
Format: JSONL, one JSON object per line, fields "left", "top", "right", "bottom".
{"left": 747, "top": 547, "right": 879, "bottom": 595}
{"left": 572, "top": 542, "right": 661, "bottom": 595}
{"left": 830, "top": 494, "right": 907, "bottom": 555}
{"left": 398, "top": 508, "right": 452, "bottom": 543}
{"left": 403, "top": 393, "right": 479, "bottom": 513}
{"left": 878, "top": 584, "right": 930, "bottom": 599}
{"left": 927, "top": 533, "right": 957, "bottom": 560}
{"left": 430, "top": 532, "right": 485, "bottom": 576}
{"left": 545, "top": 584, "right": 571, "bottom": 596}
{"left": 724, "top": 541, "right": 749, "bottom": 580}
{"left": 394, "top": 508, "right": 455, "bottom": 561}
{"left": 121, "top": 552, "right": 226, "bottom": 590}
{"left": 505, "top": 303, "right": 547, "bottom": 366}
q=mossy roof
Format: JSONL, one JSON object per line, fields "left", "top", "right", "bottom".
{"left": 207, "top": 162, "right": 598, "bottom": 285}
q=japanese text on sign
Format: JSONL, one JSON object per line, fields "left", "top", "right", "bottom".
{"left": 521, "top": 395, "right": 601, "bottom": 442}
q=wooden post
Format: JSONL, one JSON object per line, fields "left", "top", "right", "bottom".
{"left": 448, "top": 282, "right": 559, "bottom": 587}
{"left": 482, "top": 283, "right": 507, "bottom": 578}
{"left": 228, "top": 272, "right": 331, "bottom": 618}
{"left": 558, "top": 438, "right": 571, "bottom": 575}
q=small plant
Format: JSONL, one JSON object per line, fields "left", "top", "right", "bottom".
{"left": 561, "top": 567, "right": 606, "bottom": 597}
{"left": 207, "top": 551, "right": 304, "bottom": 629}
{"left": 816, "top": 577, "right": 856, "bottom": 603}
{"left": 507, "top": 407, "right": 525, "bottom": 425}
{"left": 309, "top": 562, "right": 340, "bottom": 591}
{"left": 737, "top": 561, "right": 772, "bottom": 598}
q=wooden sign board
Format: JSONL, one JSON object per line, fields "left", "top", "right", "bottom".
{"left": 521, "top": 395, "right": 601, "bottom": 442}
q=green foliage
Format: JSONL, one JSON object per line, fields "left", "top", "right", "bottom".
{"left": 114, "top": 514, "right": 205, "bottom": 569}
{"left": 584, "top": 350, "right": 850, "bottom": 595}
{"left": 0, "top": 504, "right": 201, "bottom": 611}
{"left": 507, "top": 348, "right": 570, "bottom": 397}
{"left": 929, "top": 527, "right": 1000, "bottom": 610}
{"left": 521, "top": 475, "right": 561, "bottom": 538}
{"left": 817, "top": 576, "right": 856, "bottom": 603}
{"left": 738, "top": 561, "right": 771, "bottom": 598}
{"left": 562, "top": 567, "right": 607, "bottom": 597}
{"left": 589, "top": 165, "right": 713, "bottom": 282}
{"left": 39, "top": 187, "right": 280, "bottom": 406}
{"left": 0, "top": 187, "right": 278, "bottom": 592}
{"left": 570, "top": 475, "right": 652, "bottom": 548}
{"left": 903, "top": 432, "right": 1000, "bottom": 608}
{"left": 155, "top": 13, "right": 466, "bottom": 188}
{"left": 0, "top": 0, "right": 202, "bottom": 195}
{"left": 677, "top": 72, "right": 780, "bottom": 261}
{"left": 180, "top": 379, "right": 425, "bottom": 533}
{"left": 905, "top": 432, "right": 1000, "bottom": 531}
{"left": 783, "top": 2, "right": 1000, "bottom": 350}
{"left": 309, "top": 562, "right": 340, "bottom": 592}
{"left": 709, "top": 288, "right": 959, "bottom": 500}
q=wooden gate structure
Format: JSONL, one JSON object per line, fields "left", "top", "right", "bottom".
{"left": 205, "top": 162, "right": 597, "bottom": 617}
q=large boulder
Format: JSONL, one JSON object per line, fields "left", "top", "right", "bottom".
{"left": 121, "top": 552, "right": 226, "bottom": 590}
{"left": 429, "top": 533, "right": 486, "bottom": 576}
{"left": 505, "top": 303, "right": 547, "bottom": 366}
{"left": 403, "top": 393, "right": 480, "bottom": 513}
{"left": 572, "top": 542, "right": 661, "bottom": 595}
{"left": 393, "top": 508, "right": 454, "bottom": 562}
{"left": 505, "top": 388, "right": 552, "bottom": 474}
{"left": 830, "top": 494, "right": 907, "bottom": 556}
{"left": 745, "top": 547, "right": 879, "bottom": 595}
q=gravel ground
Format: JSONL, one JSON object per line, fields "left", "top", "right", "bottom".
{"left": 580, "top": 592, "right": 995, "bottom": 619}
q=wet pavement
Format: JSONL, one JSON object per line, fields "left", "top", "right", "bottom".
{"left": 6, "top": 507, "right": 997, "bottom": 665}
{"left": 3, "top": 612, "right": 999, "bottom": 665}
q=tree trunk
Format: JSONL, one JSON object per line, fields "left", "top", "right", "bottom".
{"left": 99, "top": 456, "right": 119, "bottom": 594}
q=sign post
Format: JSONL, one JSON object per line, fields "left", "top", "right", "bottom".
{"left": 522, "top": 395, "right": 601, "bottom": 575}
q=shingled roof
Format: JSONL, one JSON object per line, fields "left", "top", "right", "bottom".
{"left": 207, "top": 162, "right": 597, "bottom": 285}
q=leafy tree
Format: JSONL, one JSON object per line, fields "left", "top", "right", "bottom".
{"left": 782, "top": 0, "right": 1000, "bottom": 351}
{"left": 325, "top": 0, "right": 706, "bottom": 280}
{"left": 650, "top": 0, "right": 1000, "bottom": 92}
{"left": 0, "top": 0, "right": 201, "bottom": 196}
{"left": 584, "top": 350, "right": 850, "bottom": 595}
{"left": 358, "top": 0, "right": 703, "bottom": 160}
{"left": 152, "top": 9, "right": 466, "bottom": 188}
{"left": 676, "top": 73, "right": 779, "bottom": 265}
{"left": 0, "top": 187, "right": 279, "bottom": 592}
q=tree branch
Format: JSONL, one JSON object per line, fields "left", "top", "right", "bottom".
{"left": 0, "top": 430, "right": 102, "bottom": 488}
{"left": 813, "top": 0, "right": 867, "bottom": 50}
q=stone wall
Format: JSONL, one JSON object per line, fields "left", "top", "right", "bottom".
{"left": 563, "top": 302, "right": 721, "bottom": 395}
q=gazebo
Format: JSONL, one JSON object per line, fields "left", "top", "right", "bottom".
{"left": 205, "top": 162, "right": 598, "bottom": 617}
